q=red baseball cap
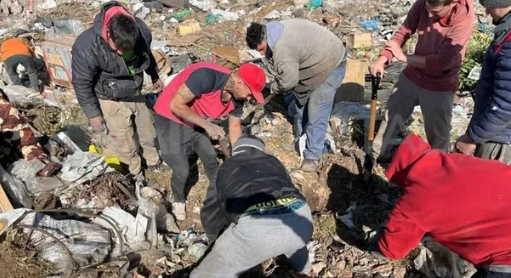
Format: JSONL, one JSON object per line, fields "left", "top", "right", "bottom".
{"left": 237, "top": 63, "right": 266, "bottom": 104}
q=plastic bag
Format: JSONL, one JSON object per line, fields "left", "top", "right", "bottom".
{"left": 0, "top": 165, "right": 32, "bottom": 208}
{"left": 20, "top": 212, "right": 112, "bottom": 273}
{"left": 136, "top": 182, "right": 179, "bottom": 249}
{"left": 0, "top": 85, "right": 44, "bottom": 106}
{"left": 61, "top": 152, "right": 112, "bottom": 184}
{"left": 8, "top": 159, "right": 65, "bottom": 196}
{"left": 44, "top": 19, "right": 84, "bottom": 41}
{"left": 414, "top": 237, "right": 476, "bottom": 278}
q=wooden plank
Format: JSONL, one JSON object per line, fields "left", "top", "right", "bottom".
{"left": 213, "top": 46, "right": 240, "bottom": 64}
{"left": 335, "top": 59, "right": 368, "bottom": 102}
{"left": 0, "top": 182, "right": 14, "bottom": 212}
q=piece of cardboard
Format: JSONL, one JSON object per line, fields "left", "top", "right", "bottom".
{"left": 213, "top": 46, "right": 240, "bottom": 64}
{"left": 351, "top": 33, "right": 372, "bottom": 48}
{"left": 167, "top": 35, "right": 202, "bottom": 47}
{"left": 335, "top": 59, "right": 368, "bottom": 102}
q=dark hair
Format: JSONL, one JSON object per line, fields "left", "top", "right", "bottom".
{"left": 108, "top": 14, "right": 139, "bottom": 52}
{"left": 246, "top": 22, "right": 266, "bottom": 50}
{"left": 426, "top": 0, "right": 454, "bottom": 6}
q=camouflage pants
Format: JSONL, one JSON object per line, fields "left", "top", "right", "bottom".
{"left": 0, "top": 90, "right": 45, "bottom": 166}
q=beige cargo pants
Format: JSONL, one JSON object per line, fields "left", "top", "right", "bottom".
{"left": 372, "top": 74, "right": 454, "bottom": 161}
{"left": 99, "top": 97, "right": 160, "bottom": 176}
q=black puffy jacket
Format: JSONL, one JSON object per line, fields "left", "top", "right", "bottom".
{"left": 200, "top": 147, "right": 305, "bottom": 242}
{"left": 71, "top": 1, "right": 159, "bottom": 119}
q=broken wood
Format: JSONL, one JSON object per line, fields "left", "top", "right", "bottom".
{"left": 156, "top": 0, "right": 185, "bottom": 8}
{"left": 0, "top": 181, "right": 14, "bottom": 212}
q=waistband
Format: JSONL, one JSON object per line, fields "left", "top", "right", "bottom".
{"left": 487, "top": 265, "right": 511, "bottom": 273}
{"left": 242, "top": 197, "right": 306, "bottom": 217}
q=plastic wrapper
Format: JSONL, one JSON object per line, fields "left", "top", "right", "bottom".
{"left": 0, "top": 85, "right": 44, "bottom": 106}
{"left": 61, "top": 152, "right": 112, "bottom": 184}
{"left": 44, "top": 19, "right": 84, "bottom": 41}
{"left": 414, "top": 237, "right": 476, "bottom": 278}
{"left": 8, "top": 159, "right": 65, "bottom": 196}
{"left": 135, "top": 182, "right": 179, "bottom": 249}
{"left": 0, "top": 165, "right": 32, "bottom": 208}
{"left": 22, "top": 212, "right": 111, "bottom": 273}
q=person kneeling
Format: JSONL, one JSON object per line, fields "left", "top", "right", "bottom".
{"left": 190, "top": 135, "right": 315, "bottom": 278}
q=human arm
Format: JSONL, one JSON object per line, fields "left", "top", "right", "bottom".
{"left": 270, "top": 60, "right": 300, "bottom": 94}
{"left": 71, "top": 44, "right": 103, "bottom": 126}
{"left": 377, "top": 206, "right": 426, "bottom": 259}
{"left": 379, "top": 0, "right": 422, "bottom": 65}
{"left": 468, "top": 53, "right": 511, "bottom": 143}
{"left": 170, "top": 83, "right": 225, "bottom": 139}
{"left": 228, "top": 115, "right": 242, "bottom": 145}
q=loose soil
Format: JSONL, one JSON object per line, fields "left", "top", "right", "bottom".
{"left": 0, "top": 230, "right": 54, "bottom": 278}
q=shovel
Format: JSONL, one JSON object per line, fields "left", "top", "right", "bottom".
{"left": 363, "top": 73, "right": 381, "bottom": 180}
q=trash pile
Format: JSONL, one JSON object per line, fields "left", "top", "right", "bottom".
{"left": 0, "top": 0, "right": 490, "bottom": 277}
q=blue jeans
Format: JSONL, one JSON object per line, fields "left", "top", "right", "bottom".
{"left": 285, "top": 65, "right": 346, "bottom": 160}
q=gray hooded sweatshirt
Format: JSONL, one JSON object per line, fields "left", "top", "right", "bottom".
{"left": 265, "top": 19, "right": 345, "bottom": 105}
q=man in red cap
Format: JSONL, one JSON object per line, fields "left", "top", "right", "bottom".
{"left": 153, "top": 62, "right": 266, "bottom": 220}
{"left": 370, "top": 134, "right": 511, "bottom": 277}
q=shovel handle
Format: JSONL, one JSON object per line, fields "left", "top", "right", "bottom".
{"left": 368, "top": 74, "right": 381, "bottom": 141}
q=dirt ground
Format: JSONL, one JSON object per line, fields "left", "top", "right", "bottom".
{"left": 0, "top": 230, "right": 54, "bottom": 278}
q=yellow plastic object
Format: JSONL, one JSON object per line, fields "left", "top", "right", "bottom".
{"left": 89, "top": 144, "right": 123, "bottom": 171}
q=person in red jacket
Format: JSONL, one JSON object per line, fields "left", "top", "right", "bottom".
{"left": 372, "top": 134, "right": 511, "bottom": 277}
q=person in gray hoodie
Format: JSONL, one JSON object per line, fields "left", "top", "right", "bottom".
{"left": 246, "top": 19, "right": 347, "bottom": 172}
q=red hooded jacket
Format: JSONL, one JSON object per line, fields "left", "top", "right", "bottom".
{"left": 378, "top": 134, "right": 511, "bottom": 267}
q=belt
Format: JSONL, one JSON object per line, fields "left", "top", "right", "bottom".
{"left": 242, "top": 197, "right": 306, "bottom": 217}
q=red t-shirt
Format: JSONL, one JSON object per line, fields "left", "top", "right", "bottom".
{"left": 378, "top": 134, "right": 511, "bottom": 267}
{"left": 154, "top": 62, "right": 243, "bottom": 127}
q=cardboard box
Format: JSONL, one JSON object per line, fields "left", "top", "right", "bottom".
{"left": 42, "top": 35, "right": 76, "bottom": 88}
{"left": 351, "top": 33, "right": 372, "bottom": 48}
{"left": 335, "top": 59, "right": 368, "bottom": 102}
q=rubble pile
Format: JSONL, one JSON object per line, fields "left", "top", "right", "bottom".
{"left": 0, "top": 0, "right": 493, "bottom": 277}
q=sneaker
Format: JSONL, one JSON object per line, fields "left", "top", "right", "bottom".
{"left": 173, "top": 202, "right": 186, "bottom": 221}
{"left": 301, "top": 159, "right": 319, "bottom": 172}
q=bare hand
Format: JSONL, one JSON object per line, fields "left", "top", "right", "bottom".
{"left": 386, "top": 41, "right": 407, "bottom": 63}
{"left": 455, "top": 134, "right": 477, "bottom": 155}
{"left": 370, "top": 56, "right": 388, "bottom": 77}
{"left": 205, "top": 122, "right": 226, "bottom": 140}
{"left": 153, "top": 78, "right": 164, "bottom": 92}
{"left": 90, "top": 116, "right": 105, "bottom": 133}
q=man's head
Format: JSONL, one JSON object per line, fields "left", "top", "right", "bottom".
{"left": 232, "top": 134, "right": 266, "bottom": 156}
{"left": 229, "top": 63, "right": 266, "bottom": 103}
{"left": 246, "top": 22, "right": 268, "bottom": 55}
{"left": 480, "top": 0, "right": 511, "bottom": 21}
{"left": 107, "top": 14, "right": 139, "bottom": 55}
{"left": 425, "top": 0, "right": 455, "bottom": 21}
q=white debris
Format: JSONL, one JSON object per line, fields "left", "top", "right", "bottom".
{"left": 337, "top": 203, "right": 357, "bottom": 229}
{"left": 264, "top": 10, "right": 281, "bottom": 19}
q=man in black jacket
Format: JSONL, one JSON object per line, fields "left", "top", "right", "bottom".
{"left": 190, "top": 135, "right": 314, "bottom": 278}
{"left": 71, "top": 1, "right": 161, "bottom": 179}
